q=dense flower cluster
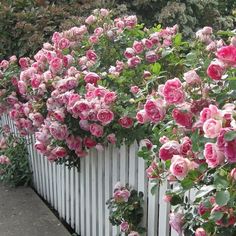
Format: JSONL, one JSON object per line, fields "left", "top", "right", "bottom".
{"left": 1, "top": 8, "right": 236, "bottom": 235}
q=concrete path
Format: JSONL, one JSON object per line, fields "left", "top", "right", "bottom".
{"left": 0, "top": 184, "right": 71, "bottom": 236}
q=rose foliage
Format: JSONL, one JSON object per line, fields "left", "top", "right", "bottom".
{"left": 106, "top": 182, "right": 145, "bottom": 236}
{"left": 1, "top": 8, "right": 236, "bottom": 235}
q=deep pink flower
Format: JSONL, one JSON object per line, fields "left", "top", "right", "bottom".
{"left": 163, "top": 78, "right": 185, "bottom": 104}
{"left": 207, "top": 61, "right": 225, "bottom": 80}
{"left": 159, "top": 141, "right": 180, "bottom": 161}
{"left": 204, "top": 143, "right": 224, "bottom": 167}
{"left": 90, "top": 123, "right": 104, "bottom": 137}
{"left": 172, "top": 108, "right": 193, "bottom": 128}
{"left": 216, "top": 45, "right": 236, "bottom": 65}
{"left": 118, "top": 117, "right": 133, "bottom": 128}
{"left": 84, "top": 72, "right": 100, "bottom": 85}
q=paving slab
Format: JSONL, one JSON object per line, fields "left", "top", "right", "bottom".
{"left": 0, "top": 184, "right": 71, "bottom": 236}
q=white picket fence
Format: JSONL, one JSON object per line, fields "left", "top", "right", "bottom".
{"left": 1, "top": 114, "right": 179, "bottom": 236}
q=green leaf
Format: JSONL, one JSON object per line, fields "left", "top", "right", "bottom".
{"left": 181, "top": 178, "right": 194, "bottom": 190}
{"left": 224, "top": 131, "right": 236, "bottom": 141}
{"left": 173, "top": 33, "right": 182, "bottom": 46}
{"left": 215, "top": 190, "right": 230, "bottom": 206}
{"left": 150, "top": 183, "right": 158, "bottom": 195}
{"left": 170, "top": 195, "right": 183, "bottom": 205}
{"left": 195, "top": 185, "right": 215, "bottom": 199}
{"left": 214, "top": 174, "right": 229, "bottom": 188}
{"left": 210, "top": 211, "right": 224, "bottom": 221}
{"left": 151, "top": 62, "right": 161, "bottom": 75}
{"left": 229, "top": 80, "right": 236, "bottom": 89}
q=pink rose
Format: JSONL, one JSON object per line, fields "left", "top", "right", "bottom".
{"left": 207, "top": 60, "right": 225, "bottom": 80}
{"left": 195, "top": 228, "right": 207, "bottom": 236}
{"left": 19, "top": 57, "right": 29, "bottom": 69}
{"left": 170, "top": 155, "right": 192, "bottom": 180}
{"left": 144, "top": 99, "right": 166, "bottom": 123}
{"left": 183, "top": 70, "right": 201, "bottom": 84}
{"left": 94, "top": 27, "right": 103, "bottom": 36}
{"left": 35, "top": 141, "right": 47, "bottom": 154}
{"left": 97, "top": 109, "right": 114, "bottom": 125}
{"left": 124, "top": 15, "right": 137, "bottom": 28}
{"left": 180, "top": 136, "right": 192, "bottom": 156}
{"left": 136, "top": 109, "right": 150, "bottom": 124}
{"left": 204, "top": 143, "right": 224, "bottom": 168}
{"left": 169, "top": 212, "right": 183, "bottom": 234}
{"left": 84, "top": 72, "right": 100, "bottom": 85}
{"left": 120, "top": 221, "right": 129, "bottom": 232}
{"left": 79, "top": 120, "right": 90, "bottom": 131}
{"left": 141, "top": 38, "right": 153, "bottom": 48}
{"left": 0, "top": 155, "right": 10, "bottom": 165}
{"left": 203, "top": 118, "right": 222, "bottom": 138}
{"left": 118, "top": 116, "right": 133, "bottom": 128}
{"left": 133, "top": 41, "right": 144, "bottom": 54}
{"left": 58, "top": 38, "right": 70, "bottom": 50}
{"left": 107, "top": 133, "right": 116, "bottom": 144}
{"left": 140, "top": 139, "right": 153, "bottom": 150}
{"left": 146, "top": 161, "right": 159, "bottom": 179}
{"left": 130, "top": 86, "right": 140, "bottom": 94}
{"left": 159, "top": 141, "right": 180, "bottom": 161}
{"left": 216, "top": 45, "right": 236, "bottom": 66}
{"left": 224, "top": 139, "right": 236, "bottom": 163}
{"left": 66, "top": 135, "right": 82, "bottom": 151}
{"left": 90, "top": 123, "right": 104, "bottom": 137}
{"left": 127, "top": 56, "right": 141, "bottom": 68}
{"left": 163, "top": 195, "right": 172, "bottom": 203}
{"left": 51, "top": 146, "right": 67, "bottom": 158}
{"left": 145, "top": 51, "right": 159, "bottom": 63}
{"left": 85, "top": 15, "right": 97, "bottom": 25}
{"left": 0, "top": 60, "right": 9, "bottom": 70}
{"left": 100, "top": 8, "right": 109, "bottom": 16}
{"left": 17, "top": 80, "right": 27, "bottom": 95}
{"left": 200, "top": 105, "right": 220, "bottom": 122}
{"left": 163, "top": 78, "right": 185, "bottom": 104}
{"left": 49, "top": 123, "right": 68, "bottom": 141}
{"left": 113, "top": 189, "right": 130, "bottom": 202}
{"left": 52, "top": 32, "right": 62, "bottom": 44}
{"left": 49, "top": 57, "right": 63, "bottom": 74}
{"left": 104, "top": 91, "right": 117, "bottom": 104}
{"left": 198, "top": 202, "right": 210, "bottom": 216}
{"left": 83, "top": 137, "right": 97, "bottom": 148}
{"left": 124, "top": 48, "right": 135, "bottom": 59}
{"left": 86, "top": 50, "right": 97, "bottom": 61}
{"left": 172, "top": 108, "right": 193, "bottom": 128}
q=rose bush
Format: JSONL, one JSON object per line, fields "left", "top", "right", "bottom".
{"left": 1, "top": 8, "right": 236, "bottom": 235}
{"left": 106, "top": 182, "right": 145, "bottom": 236}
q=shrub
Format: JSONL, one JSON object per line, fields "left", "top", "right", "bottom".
{"left": 0, "top": 126, "right": 31, "bottom": 186}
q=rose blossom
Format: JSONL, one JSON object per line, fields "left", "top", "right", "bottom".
{"left": 203, "top": 118, "right": 222, "bottom": 138}
{"left": 144, "top": 99, "right": 166, "bottom": 123}
{"left": 200, "top": 105, "right": 220, "bottom": 122}
{"left": 113, "top": 189, "right": 130, "bottom": 202}
{"left": 180, "top": 136, "right": 192, "bottom": 156}
{"left": 183, "top": 70, "right": 201, "bottom": 84}
{"left": 163, "top": 78, "right": 185, "bottom": 104}
{"left": 51, "top": 146, "right": 67, "bottom": 158}
{"left": 204, "top": 143, "right": 224, "bottom": 168}
{"left": 0, "top": 155, "right": 10, "bottom": 164}
{"left": 224, "top": 139, "right": 236, "bottom": 163}
{"left": 84, "top": 72, "right": 100, "bottom": 84}
{"left": 133, "top": 41, "right": 144, "bottom": 54}
{"left": 159, "top": 141, "right": 180, "bottom": 161}
{"left": 83, "top": 137, "right": 97, "bottom": 148}
{"left": 97, "top": 109, "right": 114, "bottom": 125}
{"left": 136, "top": 110, "right": 150, "bottom": 124}
{"left": 107, "top": 133, "right": 116, "bottom": 144}
{"left": 216, "top": 45, "right": 236, "bottom": 65}
{"left": 85, "top": 15, "right": 97, "bottom": 25}
{"left": 118, "top": 116, "right": 133, "bottom": 128}
{"left": 124, "top": 48, "right": 135, "bottom": 59}
{"left": 145, "top": 51, "right": 159, "bottom": 63}
{"left": 120, "top": 221, "right": 129, "bottom": 232}
{"left": 172, "top": 108, "right": 193, "bottom": 128}
{"left": 130, "top": 86, "right": 140, "bottom": 94}
{"left": 170, "top": 155, "right": 193, "bottom": 180}
{"left": 195, "top": 228, "right": 207, "bottom": 236}
{"left": 49, "top": 57, "right": 63, "bottom": 74}
{"left": 207, "top": 60, "right": 225, "bottom": 80}
{"left": 90, "top": 123, "right": 104, "bottom": 137}
{"left": 146, "top": 161, "right": 159, "bottom": 179}
{"left": 140, "top": 139, "right": 153, "bottom": 150}
{"left": 124, "top": 15, "right": 137, "bottom": 28}
{"left": 127, "top": 56, "right": 141, "bottom": 68}
{"left": 169, "top": 212, "right": 183, "bottom": 234}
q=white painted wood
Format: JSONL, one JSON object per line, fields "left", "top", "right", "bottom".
{"left": 48, "top": 161, "right": 54, "bottom": 206}
{"left": 70, "top": 167, "right": 75, "bottom": 229}
{"left": 128, "top": 142, "right": 138, "bottom": 189}
{"left": 159, "top": 181, "right": 170, "bottom": 236}
{"left": 75, "top": 167, "right": 80, "bottom": 235}
{"left": 119, "top": 144, "right": 128, "bottom": 185}
{"left": 91, "top": 149, "right": 98, "bottom": 236}
{"left": 97, "top": 150, "right": 105, "bottom": 236}
{"left": 104, "top": 145, "right": 112, "bottom": 236}
{"left": 148, "top": 180, "right": 159, "bottom": 236}
{"left": 65, "top": 166, "right": 70, "bottom": 224}
{"left": 57, "top": 164, "right": 62, "bottom": 217}
{"left": 85, "top": 153, "right": 91, "bottom": 236}
{"left": 80, "top": 158, "right": 86, "bottom": 236}
{"left": 61, "top": 165, "right": 66, "bottom": 219}
{"left": 52, "top": 162, "right": 58, "bottom": 210}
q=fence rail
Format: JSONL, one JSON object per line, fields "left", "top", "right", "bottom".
{"left": 1, "top": 114, "right": 179, "bottom": 236}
